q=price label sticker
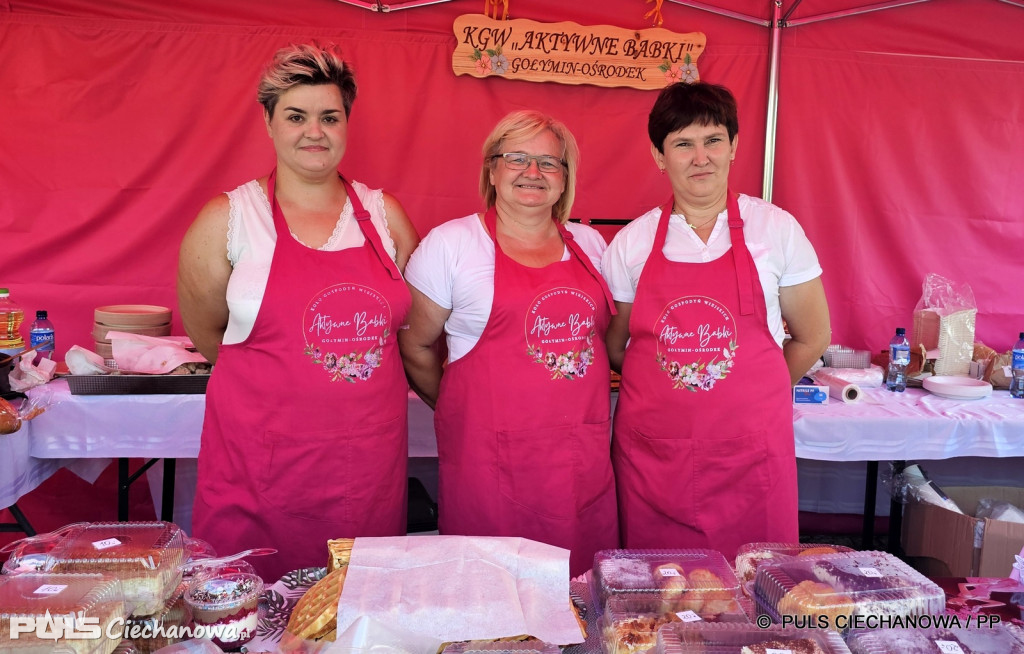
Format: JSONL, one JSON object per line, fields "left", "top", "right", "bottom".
{"left": 765, "top": 649, "right": 792, "bottom": 654}
{"left": 935, "top": 641, "right": 965, "bottom": 654}
{"left": 92, "top": 538, "right": 121, "bottom": 550}
{"left": 675, "top": 610, "right": 702, "bottom": 622}
{"left": 1004, "top": 366, "right": 1013, "bottom": 377}
{"left": 34, "top": 584, "right": 68, "bottom": 595}
{"left": 658, "top": 567, "right": 681, "bottom": 577}
{"left": 859, "top": 567, "right": 883, "bottom": 578}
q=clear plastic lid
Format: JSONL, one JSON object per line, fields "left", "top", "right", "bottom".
{"left": 440, "top": 641, "right": 562, "bottom": 654}
{"left": 44, "top": 521, "right": 185, "bottom": 616}
{"left": 600, "top": 594, "right": 752, "bottom": 654}
{"left": 846, "top": 624, "right": 1024, "bottom": 653}
{"left": 1, "top": 523, "right": 87, "bottom": 576}
{"left": 0, "top": 573, "right": 127, "bottom": 654}
{"left": 655, "top": 623, "right": 852, "bottom": 654}
{"left": 752, "top": 551, "right": 944, "bottom": 630}
{"left": 734, "top": 543, "right": 855, "bottom": 585}
{"left": 594, "top": 549, "right": 740, "bottom": 610}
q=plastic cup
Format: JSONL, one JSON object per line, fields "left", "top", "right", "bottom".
{"left": 184, "top": 571, "right": 263, "bottom": 648}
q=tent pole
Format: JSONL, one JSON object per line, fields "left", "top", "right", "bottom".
{"left": 762, "top": 0, "right": 783, "bottom": 202}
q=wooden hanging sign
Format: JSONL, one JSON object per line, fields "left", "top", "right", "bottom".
{"left": 452, "top": 14, "right": 705, "bottom": 90}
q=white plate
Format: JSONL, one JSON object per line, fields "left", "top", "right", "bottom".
{"left": 922, "top": 375, "right": 993, "bottom": 400}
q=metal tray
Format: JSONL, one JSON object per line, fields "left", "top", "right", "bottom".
{"left": 67, "top": 374, "right": 209, "bottom": 395}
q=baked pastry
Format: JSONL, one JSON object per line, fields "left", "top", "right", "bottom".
{"left": 286, "top": 566, "right": 348, "bottom": 641}
{"left": 796, "top": 546, "right": 839, "bottom": 558}
{"left": 327, "top": 538, "right": 354, "bottom": 573}
{"left": 740, "top": 638, "right": 827, "bottom": 654}
{"left": 0, "top": 397, "right": 21, "bottom": 434}
{"left": 602, "top": 612, "right": 681, "bottom": 654}
{"left": 776, "top": 580, "right": 855, "bottom": 626}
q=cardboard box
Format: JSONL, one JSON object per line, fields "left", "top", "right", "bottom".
{"left": 902, "top": 485, "right": 1024, "bottom": 577}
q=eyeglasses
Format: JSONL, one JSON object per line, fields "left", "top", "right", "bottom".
{"left": 490, "top": 152, "right": 567, "bottom": 174}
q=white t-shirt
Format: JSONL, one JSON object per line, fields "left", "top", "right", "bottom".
{"left": 222, "top": 179, "right": 396, "bottom": 344}
{"left": 601, "top": 194, "right": 822, "bottom": 346}
{"left": 404, "top": 214, "right": 608, "bottom": 362}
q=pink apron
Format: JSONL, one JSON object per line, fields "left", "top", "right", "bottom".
{"left": 192, "top": 171, "right": 411, "bottom": 582}
{"left": 434, "top": 208, "right": 619, "bottom": 577}
{"left": 611, "top": 193, "right": 798, "bottom": 559}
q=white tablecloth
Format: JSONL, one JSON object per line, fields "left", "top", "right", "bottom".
{"left": 8, "top": 379, "right": 1024, "bottom": 525}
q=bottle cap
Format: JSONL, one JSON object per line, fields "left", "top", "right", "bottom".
{"left": 1019, "top": 332, "right": 1024, "bottom": 340}
{"left": 895, "top": 327, "right": 906, "bottom": 335}
{"left": 36, "top": 310, "right": 48, "bottom": 320}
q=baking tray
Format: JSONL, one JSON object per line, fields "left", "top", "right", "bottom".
{"left": 67, "top": 374, "right": 209, "bottom": 395}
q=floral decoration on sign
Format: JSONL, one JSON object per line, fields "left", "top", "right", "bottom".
{"left": 660, "top": 54, "right": 698, "bottom": 84}
{"left": 304, "top": 329, "right": 387, "bottom": 383}
{"left": 657, "top": 340, "right": 738, "bottom": 392}
{"left": 527, "top": 333, "right": 595, "bottom": 380}
{"left": 471, "top": 46, "right": 509, "bottom": 76}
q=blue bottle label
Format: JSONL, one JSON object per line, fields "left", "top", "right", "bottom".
{"left": 1013, "top": 350, "right": 1024, "bottom": 370}
{"left": 30, "top": 330, "right": 54, "bottom": 350}
{"left": 890, "top": 344, "right": 910, "bottom": 365}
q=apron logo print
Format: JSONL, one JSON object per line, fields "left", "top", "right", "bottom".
{"left": 304, "top": 284, "right": 392, "bottom": 384}
{"left": 524, "top": 287, "right": 599, "bottom": 381}
{"left": 654, "top": 295, "right": 738, "bottom": 392}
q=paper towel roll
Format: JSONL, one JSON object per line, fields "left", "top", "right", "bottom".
{"left": 813, "top": 370, "right": 863, "bottom": 403}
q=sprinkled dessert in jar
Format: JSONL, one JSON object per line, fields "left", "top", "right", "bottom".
{"left": 184, "top": 570, "right": 262, "bottom": 649}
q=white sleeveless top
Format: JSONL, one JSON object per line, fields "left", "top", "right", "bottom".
{"left": 222, "top": 179, "right": 396, "bottom": 344}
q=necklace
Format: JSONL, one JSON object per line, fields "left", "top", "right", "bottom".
{"left": 673, "top": 206, "right": 720, "bottom": 231}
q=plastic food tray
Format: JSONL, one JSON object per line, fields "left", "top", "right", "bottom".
{"left": 600, "top": 594, "right": 751, "bottom": 654}
{"left": 0, "top": 572, "right": 128, "bottom": 654}
{"left": 846, "top": 624, "right": 1024, "bottom": 653}
{"left": 44, "top": 522, "right": 185, "bottom": 616}
{"left": 752, "top": 551, "right": 944, "bottom": 631}
{"left": 594, "top": 549, "right": 740, "bottom": 612}
{"left": 655, "top": 623, "right": 852, "bottom": 654}
{"left": 734, "top": 542, "right": 855, "bottom": 586}
{"left": 67, "top": 374, "right": 209, "bottom": 395}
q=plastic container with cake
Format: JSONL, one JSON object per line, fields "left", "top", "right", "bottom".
{"left": 845, "top": 624, "right": 1024, "bottom": 653}
{"left": 183, "top": 560, "right": 263, "bottom": 649}
{"left": 0, "top": 572, "right": 129, "bottom": 654}
{"left": 599, "top": 592, "right": 752, "bottom": 654}
{"left": 125, "top": 581, "right": 191, "bottom": 653}
{"left": 2, "top": 523, "right": 88, "bottom": 576}
{"left": 42, "top": 521, "right": 185, "bottom": 616}
{"left": 734, "top": 543, "right": 855, "bottom": 589}
{"left": 654, "top": 623, "right": 852, "bottom": 654}
{"left": 751, "top": 551, "right": 944, "bottom": 632}
{"left": 593, "top": 549, "right": 741, "bottom": 614}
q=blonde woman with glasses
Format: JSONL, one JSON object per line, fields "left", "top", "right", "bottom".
{"left": 399, "top": 110, "right": 617, "bottom": 577}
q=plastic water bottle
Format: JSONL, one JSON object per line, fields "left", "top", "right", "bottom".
{"left": 886, "top": 327, "right": 910, "bottom": 392}
{"left": 0, "top": 288, "right": 26, "bottom": 350}
{"left": 30, "top": 310, "right": 55, "bottom": 364}
{"left": 1011, "top": 332, "right": 1024, "bottom": 399}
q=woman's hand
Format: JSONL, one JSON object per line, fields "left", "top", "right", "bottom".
{"left": 606, "top": 301, "right": 633, "bottom": 373}
{"left": 398, "top": 285, "right": 451, "bottom": 409}
{"left": 779, "top": 277, "right": 831, "bottom": 385}
{"left": 177, "top": 195, "right": 232, "bottom": 364}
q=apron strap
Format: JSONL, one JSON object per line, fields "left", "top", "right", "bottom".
{"left": 558, "top": 222, "right": 618, "bottom": 316}
{"left": 485, "top": 207, "right": 617, "bottom": 316}
{"left": 344, "top": 178, "right": 402, "bottom": 280}
{"left": 267, "top": 169, "right": 401, "bottom": 280}
{"left": 725, "top": 191, "right": 755, "bottom": 316}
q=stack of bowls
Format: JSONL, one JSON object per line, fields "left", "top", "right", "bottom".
{"left": 93, "top": 305, "right": 172, "bottom": 358}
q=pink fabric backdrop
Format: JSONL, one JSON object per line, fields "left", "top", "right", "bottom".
{"left": 1, "top": 0, "right": 1021, "bottom": 360}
